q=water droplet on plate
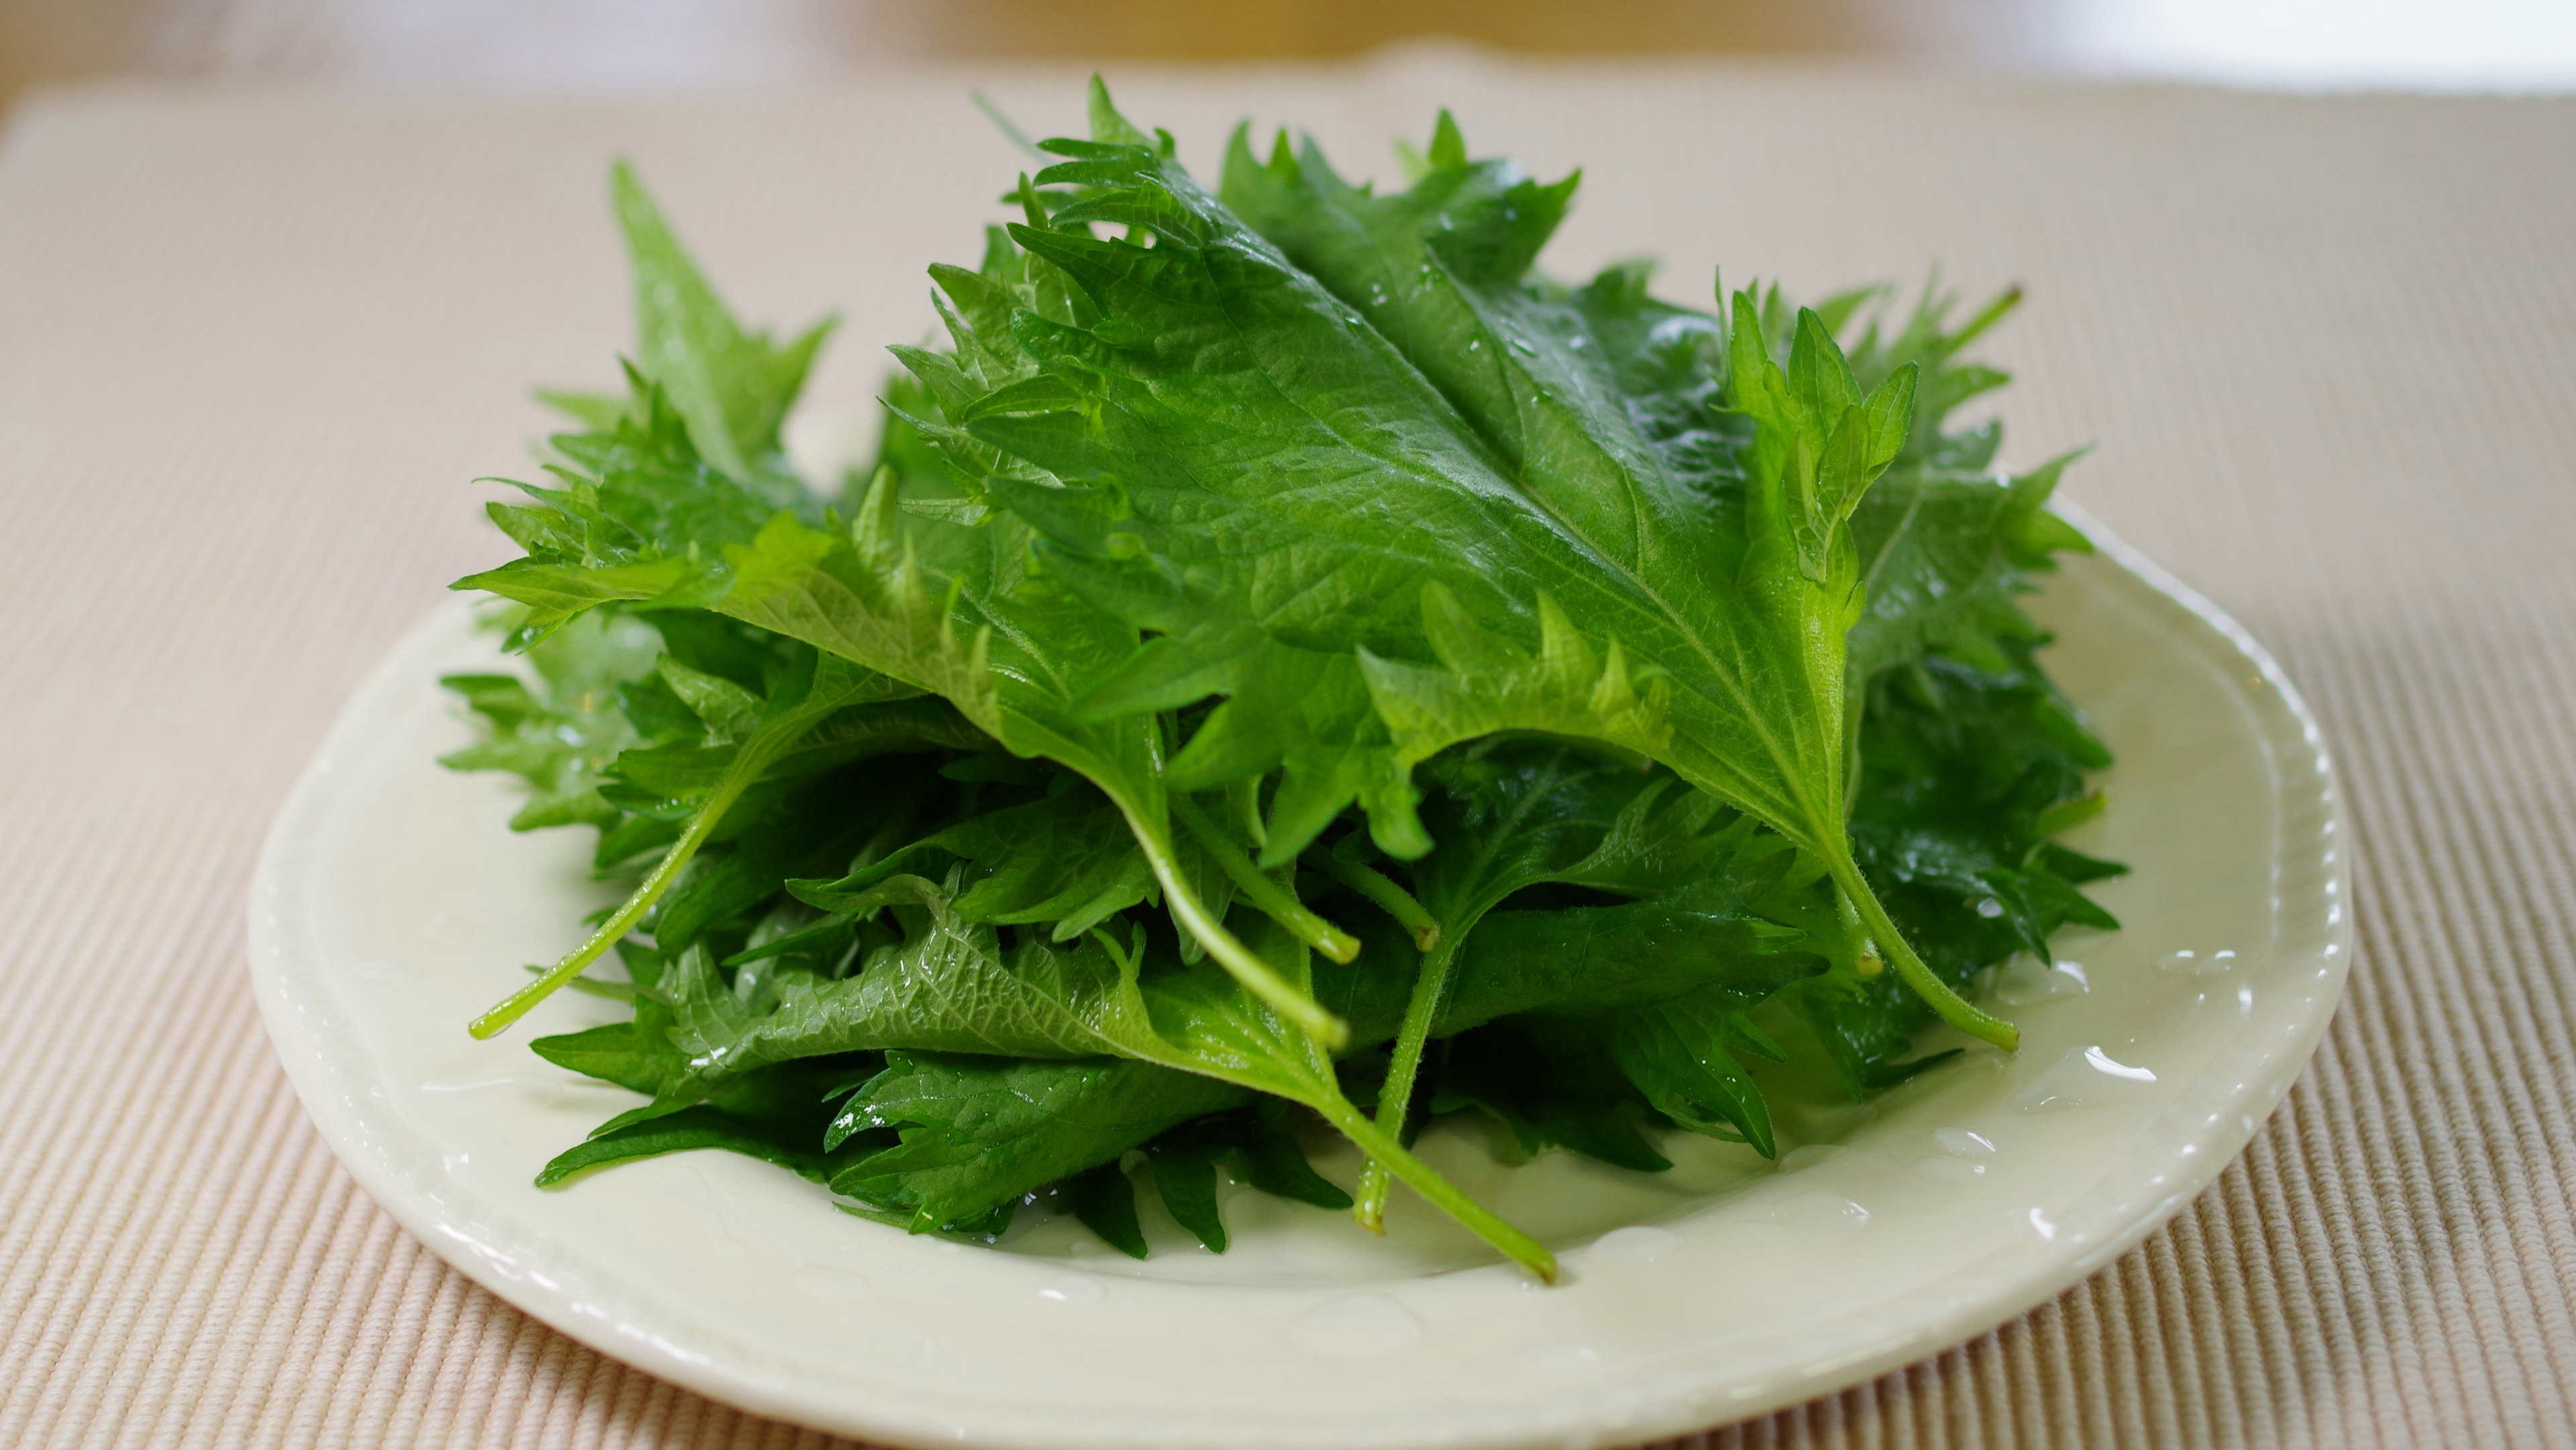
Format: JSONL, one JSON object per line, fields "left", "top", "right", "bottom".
{"left": 1996, "top": 955, "right": 2090, "bottom": 1005}
{"left": 1767, "top": 1190, "right": 1869, "bottom": 1229}
{"left": 1934, "top": 1127, "right": 1996, "bottom": 1159}
{"left": 2161, "top": 947, "right": 2241, "bottom": 978}
{"left": 2010, "top": 1045, "right": 2159, "bottom": 1112}
{"left": 419, "top": 1075, "right": 565, "bottom": 1108}
{"left": 686, "top": 1168, "right": 751, "bottom": 1257}
{"left": 1289, "top": 1294, "right": 1422, "bottom": 1358}
{"left": 1038, "top": 1275, "right": 1106, "bottom": 1306}
{"left": 1589, "top": 1225, "right": 1681, "bottom": 1262}
{"left": 419, "top": 1076, "right": 506, "bottom": 1093}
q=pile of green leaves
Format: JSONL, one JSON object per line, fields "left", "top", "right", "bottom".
{"left": 442, "top": 83, "right": 2119, "bottom": 1281}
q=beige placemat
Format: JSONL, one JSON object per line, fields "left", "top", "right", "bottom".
{"left": 2, "top": 54, "right": 2571, "bottom": 1449}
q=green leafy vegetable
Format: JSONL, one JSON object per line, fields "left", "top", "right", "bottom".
{"left": 439, "top": 81, "right": 2119, "bottom": 1280}
{"left": 828, "top": 1052, "right": 1244, "bottom": 1232}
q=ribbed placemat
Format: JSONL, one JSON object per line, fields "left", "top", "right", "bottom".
{"left": 1, "top": 56, "right": 2570, "bottom": 1449}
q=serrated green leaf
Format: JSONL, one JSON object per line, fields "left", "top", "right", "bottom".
{"left": 657, "top": 656, "right": 761, "bottom": 741}
{"left": 828, "top": 1051, "right": 1242, "bottom": 1231}
{"left": 610, "top": 162, "right": 832, "bottom": 486}
{"left": 938, "top": 113, "right": 2006, "bottom": 1051}
{"left": 536, "top": 1105, "right": 833, "bottom": 1188}
{"left": 457, "top": 97, "right": 2128, "bottom": 1282}
{"left": 791, "top": 783, "right": 1155, "bottom": 941}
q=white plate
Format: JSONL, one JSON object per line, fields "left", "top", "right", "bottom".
{"left": 250, "top": 506, "right": 2348, "bottom": 1450}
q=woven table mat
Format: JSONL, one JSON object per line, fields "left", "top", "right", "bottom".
{"left": 1, "top": 55, "right": 2571, "bottom": 1449}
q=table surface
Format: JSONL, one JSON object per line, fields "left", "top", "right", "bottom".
{"left": 13, "top": 0, "right": 2576, "bottom": 106}
{"left": 1, "top": 55, "right": 2571, "bottom": 1450}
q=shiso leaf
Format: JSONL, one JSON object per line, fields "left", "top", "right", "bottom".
{"left": 443, "top": 83, "right": 2120, "bottom": 1276}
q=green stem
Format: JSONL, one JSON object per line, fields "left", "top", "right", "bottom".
{"left": 470, "top": 735, "right": 780, "bottom": 1039}
{"left": 1835, "top": 887, "right": 1884, "bottom": 977}
{"left": 1832, "top": 857, "right": 2018, "bottom": 1051}
{"left": 1945, "top": 283, "right": 2023, "bottom": 357}
{"left": 1130, "top": 814, "right": 1351, "bottom": 1051}
{"left": 1313, "top": 1090, "right": 1555, "bottom": 1282}
{"left": 1320, "top": 858, "right": 1441, "bottom": 953}
{"left": 1224, "top": 776, "right": 1267, "bottom": 850}
{"left": 1172, "top": 795, "right": 1360, "bottom": 964}
{"left": 1351, "top": 1167, "right": 1393, "bottom": 1233}
{"left": 1352, "top": 928, "right": 1460, "bottom": 1231}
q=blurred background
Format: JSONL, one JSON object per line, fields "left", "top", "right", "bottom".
{"left": 7, "top": 0, "right": 2576, "bottom": 111}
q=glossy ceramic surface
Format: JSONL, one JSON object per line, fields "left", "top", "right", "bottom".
{"left": 250, "top": 507, "right": 2349, "bottom": 1449}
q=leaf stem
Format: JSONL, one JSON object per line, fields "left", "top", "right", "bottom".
{"left": 1130, "top": 813, "right": 1352, "bottom": 1050}
{"left": 1831, "top": 857, "right": 2018, "bottom": 1051}
{"left": 1319, "top": 858, "right": 1441, "bottom": 952}
{"left": 470, "top": 737, "right": 776, "bottom": 1039}
{"left": 1313, "top": 1090, "right": 1556, "bottom": 1282}
{"left": 1351, "top": 928, "right": 1460, "bottom": 1231}
{"left": 1172, "top": 795, "right": 1360, "bottom": 964}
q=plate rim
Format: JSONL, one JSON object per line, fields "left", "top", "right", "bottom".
{"left": 248, "top": 503, "right": 2351, "bottom": 1449}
